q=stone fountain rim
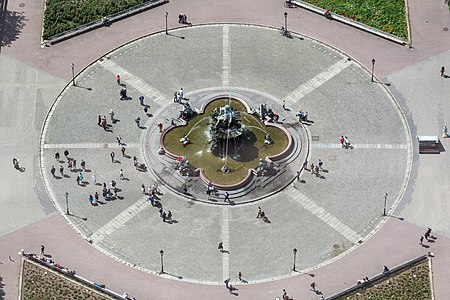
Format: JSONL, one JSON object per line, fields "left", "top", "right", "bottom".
{"left": 159, "top": 94, "right": 293, "bottom": 190}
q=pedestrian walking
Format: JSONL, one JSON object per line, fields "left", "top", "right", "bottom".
{"left": 119, "top": 169, "right": 124, "bottom": 180}
{"left": 92, "top": 174, "right": 97, "bottom": 185}
{"left": 94, "top": 192, "right": 99, "bottom": 203}
{"left": 218, "top": 242, "right": 224, "bottom": 252}
{"left": 81, "top": 159, "right": 86, "bottom": 171}
{"left": 310, "top": 282, "right": 317, "bottom": 291}
{"left": 12, "top": 158, "right": 19, "bottom": 169}
{"left": 40, "top": 245, "right": 45, "bottom": 256}
{"left": 121, "top": 147, "right": 126, "bottom": 157}
{"left": 173, "top": 91, "right": 178, "bottom": 103}
{"left": 51, "top": 166, "right": 56, "bottom": 178}
{"left": 425, "top": 227, "right": 432, "bottom": 240}
{"left": 303, "top": 160, "right": 308, "bottom": 170}
{"left": 76, "top": 176, "right": 80, "bottom": 185}
{"left": 158, "top": 123, "right": 163, "bottom": 133}
{"left": 98, "top": 115, "right": 101, "bottom": 126}
{"left": 141, "top": 184, "right": 146, "bottom": 194}
{"left": 101, "top": 117, "right": 107, "bottom": 130}
{"left": 159, "top": 207, "right": 163, "bottom": 217}
{"left": 224, "top": 192, "right": 230, "bottom": 202}
{"left": 139, "top": 96, "right": 144, "bottom": 106}
{"left": 224, "top": 278, "right": 230, "bottom": 289}
{"left": 443, "top": 125, "right": 448, "bottom": 138}
{"left": 441, "top": 66, "right": 445, "bottom": 77}
{"left": 149, "top": 194, "right": 155, "bottom": 206}
{"left": 344, "top": 136, "right": 350, "bottom": 148}
{"left": 89, "top": 194, "right": 95, "bottom": 205}
{"left": 135, "top": 117, "right": 141, "bottom": 127}
{"left": 282, "top": 100, "right": 286, "bottom": 110}
{"left": 167, "top": 210, "right": 172, "bottom": 221}
{"left": 79, "top": 172, "right": 83, "bottom": 182}
{"left": 419, "top": 236, "right": 424, "bottom": 245}
{"left": 55, "top": 152, "right": 60, "bottom": 161}
{"left": 116, "top": 136, "right": 122, "bottom": 145}
{"left": 68, "top": 160, "right": 73, "bottom": 170}
{"left": 257, "top": 206, "right": 262, "bottom": 218}
{"left": 59, "top": 165, "right": 64, "bottom": 176}
{"left": 64, "top": 149, "right": 69, "bottom": 159}
{"left": 315, "top": 165, "right": 320, "bottom": 175}
{"left": 179, "top": 88, "right": 184, "bottom": 99}
{"left": 116, "top": 74, "right": 121, "bottom": 85}
{"left": 144, "top": 105, "right": 149, "bottom": 115}
{"left": 318, "top": 159, "right": 323, "bottom": 170}
{"left": 340, "top": 136, "right": 345, "bottom": 148}
{"left": 110, "top": 151, "right": 115, "bottom": 163}
{"left": 114, "top": 187, "right": 118, "bottom": 197}
{"left": 109, "top": 109, "right": 115, "bottom": 122}
{"left": 162, "top": 211, "right": 167, "bottom": 222}
{"left": 310, "top": 163, "right": 315, "bottom": 174}
{"left": 72, "top": 159, "right": 77, "bottom": 170}
{"left": 238, "top": 271, "right": 242, "bottom": 281}
{"left": 133, "top": 156, "right": 138, "bottom": 167}
{"left": 182, "top": 184, "right": 188, "bottom": 194}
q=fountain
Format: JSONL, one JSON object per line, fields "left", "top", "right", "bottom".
{"left": 162, "top": 97, "right": 292, "bottom": 187}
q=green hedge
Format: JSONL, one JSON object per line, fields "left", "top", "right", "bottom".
{"left": 303, "top": 0, "right": 408, "bottom": 40}
{"left": 43, "top": 0, "right": 151, "bottom": 39}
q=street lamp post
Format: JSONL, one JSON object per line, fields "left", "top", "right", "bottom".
{"left": 292, "top": 248, "right": 297, "bottom": 271}
{"left": 383, "top": 193, "right": 388, "bottom": 216}
{"left": 371, "top": 59, "right": 376, "bottom": 82}
{"left": 165, "top": 12, "right": 168, "bottom": 34}
{"left": 160, "top": 250, "right": 164, "bottom": 274}
{"left": 284, "top": 12, "right": 288, "bottom": 33}
{"left": 65, "top": 192, "right": 69, "bottom": 215}
{"left": 71, "top": 63, "right": 75, "bottom": 86}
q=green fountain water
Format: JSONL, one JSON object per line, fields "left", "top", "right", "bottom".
{"left": 163, "top": 98, "right": 289, "bottom": 185}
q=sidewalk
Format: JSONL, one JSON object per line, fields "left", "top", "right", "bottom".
{"left": 1, "top": 215, "right": 448, "bottom": 299}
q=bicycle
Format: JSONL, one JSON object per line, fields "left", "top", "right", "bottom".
{"left": 283, "top": 0, "right": 296, "bottom": 8}
{"left": 279, "top": 27, "right": 293, "bottom": 38}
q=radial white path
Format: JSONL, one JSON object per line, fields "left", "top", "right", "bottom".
{"left": 222, "top": 206, "right": 230, "bottom": 281}
{"left": 43, "top": 143, "right": 140, "bottom": 149}
{"left": 89, "top": 196, "right": 150, "bottom": 243}
{"left": 286, "top": 186, "right": 363, "bottom": 244}
{"left": 312, "top": 143, "right": 408, "bottom": 149}
{"left": 98, "top": 59, "right": 168, "bottom": 106}
{"left": 222, "top": 25, "right": 230, "bottom": 86}
{"left": 284, "top": 58, "right": 351, "bottom": 106}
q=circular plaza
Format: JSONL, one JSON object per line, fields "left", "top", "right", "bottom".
{"left": 40, "top": 24, "right": 411, "bottom": 284}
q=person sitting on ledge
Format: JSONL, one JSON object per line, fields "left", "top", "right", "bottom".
{"left": 324, "top": 9, "right": 332, "bottom": 19}
{"left": 157, "top": 147, "right": 165, "bottom": 155}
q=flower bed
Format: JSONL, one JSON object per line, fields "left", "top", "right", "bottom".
{"left": 340, "top": 262, "right": 431, "bottom": 300}
{"left": 43, "top": 0, "right": 151, "bottom": 39}
{"left": 22, "top": 259, "right": 114, "bottom": 300}
{"left": 302, "top": 0, "right": 408, "bottom": 39}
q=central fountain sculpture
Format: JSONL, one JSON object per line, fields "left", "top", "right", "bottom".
{"left": 161, "top": 96, "right": 293, "bottom": 189}
{"left": 209, "top": 104, "right": 245, "bottom": 173}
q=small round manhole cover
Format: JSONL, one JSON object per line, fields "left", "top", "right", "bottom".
{"left": 19, "top": 3, "right": 25, "bottom": 7}
{"left": 444, "top": 27, "right": 449, "bottom": 31}
{"left": 333, "top": 244, "right": 340, "bottom": 249}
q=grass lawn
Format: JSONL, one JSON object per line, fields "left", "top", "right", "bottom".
{"left": 43, "top": 0, "right": 151, "bottom": 39}
{"left": 22, "top": 259, "right": 115, "bottom": 300}
{"left": 302, "top": 0, "right": 408, "bottom": 39}
{"left": 340, "top": 262, "right": 432, "bottom": 300}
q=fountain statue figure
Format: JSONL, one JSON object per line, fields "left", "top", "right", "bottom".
{"left": 209, "top": 104, "right": 244, "bottom": 157}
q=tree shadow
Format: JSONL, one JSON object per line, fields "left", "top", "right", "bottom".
{"left": 0, "top": 6, "right": 27, "bottom": 50}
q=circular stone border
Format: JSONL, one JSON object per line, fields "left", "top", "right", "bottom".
{"left": 38, "top": 23, "right": 413, "bottom": 285}
{"left": 143, "top": 87, "right": 308, "bottom": 204}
